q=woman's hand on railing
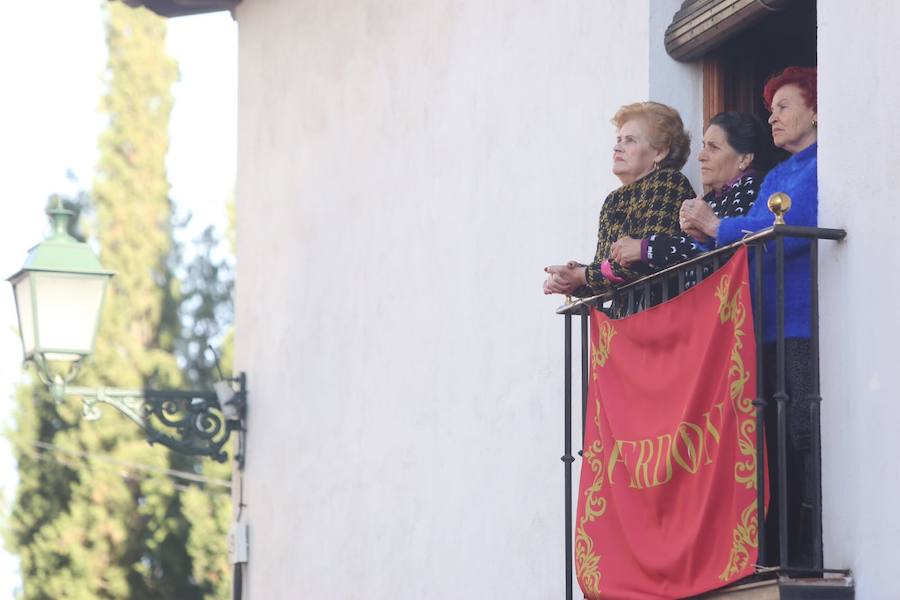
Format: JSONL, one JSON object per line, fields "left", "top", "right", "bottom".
{"left": 610, "top": 236, "right": 642, "bottom": 267}
{"left": 680, "top": 197, "right": 720, "bottom": 242}
{"left": 544, "top": 262, "right": 587, "bottom": 295}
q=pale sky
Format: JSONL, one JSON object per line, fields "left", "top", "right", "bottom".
{"left": 0, "top": 4, "right": 237, "bottom": 595}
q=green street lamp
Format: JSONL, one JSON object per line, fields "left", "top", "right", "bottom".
{"left": 8, "top": 203, "right": 112, "bottom": 385}
{"left": 8, "top": 201, "right": 246, "bottom": 464}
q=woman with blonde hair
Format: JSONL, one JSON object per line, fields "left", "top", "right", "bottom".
{"left": 544, "top": 101, "right": 694, "bottom": 297}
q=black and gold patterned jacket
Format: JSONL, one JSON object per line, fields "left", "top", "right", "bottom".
{"left": 577, "top": 167, "right": 695, "bottom": 297}
{"left": 646, "top": 171, "right": 760, "bottom": 269}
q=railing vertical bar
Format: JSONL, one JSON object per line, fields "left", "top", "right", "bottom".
{"left": 753, "top": 242, "right": 767, "bottom": 566}
{"left": 642, "top": 283, "right": 650, "bottom": 312}
{"left": 697, "top": 259, "right": 706, "bottom": 283}
{"left": 662, "top": 275, "right": 670, "bottom": 302}
{"left": 562, "top": 314, "right": 574, "bottom": 600}
{"left": 808, "top": 239, "right": 823, "bottom": 570}
{"left": 626, "top": 288, "right": 634, "bottom": 317}
{"left": 581, "top": 313, "right": 589, "bottom": 452}
{"left": 678, "top": 268, "right": 686, "bottom": 294}
{"left": 775, "top": 234, "right": 789, "bottom": 567}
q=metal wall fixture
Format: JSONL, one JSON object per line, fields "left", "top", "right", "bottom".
{"left": 7, "top": 201, "right": 246, "bottom": 464}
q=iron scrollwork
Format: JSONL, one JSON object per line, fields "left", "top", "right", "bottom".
{"left": 142, "top": 389, "right": 231, "bottom": 462}
{"left": 67, "top": 373, "right": 247, "bottom": 463}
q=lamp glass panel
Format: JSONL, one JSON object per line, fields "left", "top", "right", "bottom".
{"left": 13, "top": 276, "right": 35, "bottom": 356}
{"left": 33, "top": 273, "right": 106, "bottom": 361}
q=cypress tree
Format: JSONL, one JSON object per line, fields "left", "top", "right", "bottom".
{"left": 5, "top": 3, "right": 232, "bottom": 598}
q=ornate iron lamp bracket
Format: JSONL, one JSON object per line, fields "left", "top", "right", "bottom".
{"left": 57, "top": 372, "right": 247, "bottom": 464}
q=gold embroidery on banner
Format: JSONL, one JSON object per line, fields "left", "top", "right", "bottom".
{"left": 722, "top": 502, "right": 760, "bottom": 581}
{"left": 715, "top": 273, "right": 760, "bottom": 582}
{"left": 575, "top": 438, "right": 607, "bottom": 596}
{"left": 578, "top": 315, "right": 615, "bottom": 596}
{"left": 591, "top": 320, "right": 617, "bottom": 380}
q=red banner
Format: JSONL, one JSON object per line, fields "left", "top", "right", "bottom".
{"left": 576, "top": 247, "right": 765, "bottom": 599}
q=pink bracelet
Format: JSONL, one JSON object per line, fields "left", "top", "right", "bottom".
{"left": 600, "top": 260, "right": 626, "bottom": 284}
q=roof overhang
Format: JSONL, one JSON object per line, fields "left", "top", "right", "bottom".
{"left": 665, "top": 0, "right": 792, "bottom": 61}
{"left": 122, "top": 0, "right": 240, "bottom": 18}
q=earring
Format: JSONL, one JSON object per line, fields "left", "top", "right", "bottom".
{"left": 812, "top": 118, "right": 817, "bottom": 127}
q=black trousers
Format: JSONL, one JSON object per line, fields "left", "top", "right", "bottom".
{"left": 761, "top": 338, "right": 822, "bottom": 568}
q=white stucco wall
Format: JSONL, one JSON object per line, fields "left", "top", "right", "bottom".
{"left": 649, "top": 0, "right": 703, "bottom": 186}
{"left": 819, "top": 3, "right": 900, "bottom": 598}
{"left": 233, "top": 1, "right": 699, "bottom": 598}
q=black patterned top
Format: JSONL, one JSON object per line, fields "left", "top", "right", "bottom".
{"left": 576, "top": 168, "right": 695, "bottom": 297}
{"left": 644, "top": 171, "right": 761, "bottom": 269}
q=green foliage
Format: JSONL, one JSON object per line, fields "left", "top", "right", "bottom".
{"left": 176, "top": 224, "right": 235, "bottom": 388}
{"left": 4, "top": 3, "right": 234, "bottom": 599}
{"left": 172, "top": 223, "right": 234, "bottom": 599}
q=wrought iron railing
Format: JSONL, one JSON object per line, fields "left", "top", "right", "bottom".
{"left": 555, "top": 224, "right": 847, "bottom": 599}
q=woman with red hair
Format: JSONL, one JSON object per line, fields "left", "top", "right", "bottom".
{"left": 681, "top": 65, "right": 819, "bottom": 568}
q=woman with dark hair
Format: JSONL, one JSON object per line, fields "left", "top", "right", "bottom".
{"left": 608, "top": 111, "right": 767, "bottom": 270}
{"left": 544, "top": 101, "right": 694, "bottom": 296}
{"left": 681, "top": 66, "right": 819, "bottom": 567}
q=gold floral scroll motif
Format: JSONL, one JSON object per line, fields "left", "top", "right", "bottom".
{"left": 576, "top": 438, "right": 607, "bottom": 596}
{"left": 715, "top": 275, "right": 760, "bottom": 582}
{"left": 591, "top": 320, "right": 617, "bottom": 381}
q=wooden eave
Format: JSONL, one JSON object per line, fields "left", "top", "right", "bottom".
{"left": 665, "top": 0, "right": 793, "bottom": 61}
{"left": 122, "top": 0, "right": 240, "bottom": 18}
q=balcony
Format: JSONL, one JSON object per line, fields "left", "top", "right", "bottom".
{"left": 555, "top": 224, "right": 853, "bottom": 599}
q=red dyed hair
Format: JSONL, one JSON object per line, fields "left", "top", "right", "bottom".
{"left": 763, "top": 66, "right": 817, "bottom": 111}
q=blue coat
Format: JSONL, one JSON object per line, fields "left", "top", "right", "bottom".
{"left": 716, "top": 143, "right": 818, "bottom": 342}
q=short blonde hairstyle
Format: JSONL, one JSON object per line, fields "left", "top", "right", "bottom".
{"left": 611, "top": 101, "right": 691, "bottom": 171}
